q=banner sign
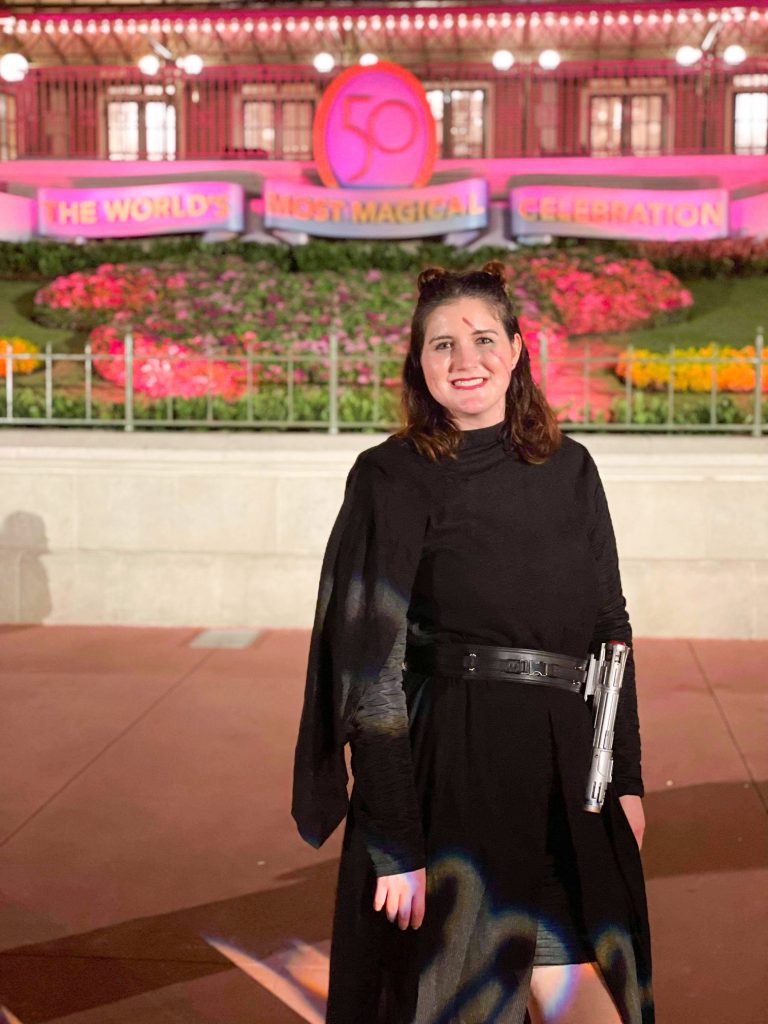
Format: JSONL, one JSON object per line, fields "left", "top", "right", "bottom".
{"left": 729, "top": 182, "right": 768, "bottom": 238}
{"left": 263, "top": 177, "right": 488, "bottom": 239}
{"left": 38, "top": 181, "right": 244, "bottom": 239}
{"left": 510, "top": 184, "right": 729, "bottom": 241}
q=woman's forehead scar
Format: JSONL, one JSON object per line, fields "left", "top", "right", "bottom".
{"left": 462, "top": 315, "right": 497, "bottom": 331}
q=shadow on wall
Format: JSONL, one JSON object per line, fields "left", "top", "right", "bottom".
{"left": 0, "top": 512, "right": 52, "bottom": 624}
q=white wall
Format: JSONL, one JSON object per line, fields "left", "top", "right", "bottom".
{"left": 0, "top": 429, "right": 766, "bottom": 637}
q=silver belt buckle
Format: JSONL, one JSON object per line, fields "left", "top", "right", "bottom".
{"left": 464, "top": 651, "right": 478, "bottom": 673}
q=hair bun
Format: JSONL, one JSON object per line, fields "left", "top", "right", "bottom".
{"left": 481, "top": 260, "right": 508, "bottom": 286}
{"left": 417, "top": 266, "right": 449, "bottom": 293}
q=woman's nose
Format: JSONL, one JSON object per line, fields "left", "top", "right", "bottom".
{"left": 449, "top": 341, "right": 480, "bottom": 372}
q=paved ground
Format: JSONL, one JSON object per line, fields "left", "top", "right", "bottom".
{"left": 0, "top": 626, "right": 765, "bottom": 1024}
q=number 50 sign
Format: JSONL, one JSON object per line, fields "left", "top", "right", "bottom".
{"left": 313, "top": 62, "right": 437, "bottom": 189}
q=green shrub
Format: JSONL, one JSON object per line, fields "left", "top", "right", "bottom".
{"left": 610, "top": 392, "right": 768, "bottom": 426}
{"left": 1, "top": 383, "right": 403, "bottom": 427}
{"left": 0, "top": 237, "right": 511, "bottom": 281}
{"left": 3, "top": 235, "right": 767, "bottom": 281}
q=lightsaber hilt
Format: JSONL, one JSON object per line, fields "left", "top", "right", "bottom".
{"left": 583, "top": 640, "right": 630, "bottom": 813}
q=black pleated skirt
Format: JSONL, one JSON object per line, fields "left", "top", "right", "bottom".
{"left": 532, "top": 769, "right": 596, "bottom": 965}
{"left": 327, "top": 668, "right": 651, "bottom": 1024}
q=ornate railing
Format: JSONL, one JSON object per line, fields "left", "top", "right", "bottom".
{"left": 2, "top": 329, "right": 765, "bottom": 434}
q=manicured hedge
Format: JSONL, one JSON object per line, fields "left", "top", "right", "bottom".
{"left": 1, "top": 235, "right": 766, "bottom": 281}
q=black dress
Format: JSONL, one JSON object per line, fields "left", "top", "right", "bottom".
{"left": 292, "top": 420, "right": 653, "bottom": 1024}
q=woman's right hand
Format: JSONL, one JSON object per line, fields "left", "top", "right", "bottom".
{"left": 374, "top": 867, "right": 426, "bottom": 930}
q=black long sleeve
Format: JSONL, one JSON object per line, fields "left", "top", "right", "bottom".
{"left": 292, "top": 439, "right": 432, "bottom": 851}
{"left": 348, "top": 620, "right": 426, "bottom": 876}
{"left": 586, "top": 456, "right": 644, "bottom": 798}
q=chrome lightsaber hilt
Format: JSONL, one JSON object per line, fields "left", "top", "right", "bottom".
{"left": 583, "top": 640, "right": 630, "bottom": 814}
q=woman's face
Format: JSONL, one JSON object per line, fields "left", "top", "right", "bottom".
{"left": 420, "top": 296, "right": 522, "bottom": 430}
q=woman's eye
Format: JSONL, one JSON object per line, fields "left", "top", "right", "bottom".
{"left": 435, "top": 337, "right": 494, "bottom": 351}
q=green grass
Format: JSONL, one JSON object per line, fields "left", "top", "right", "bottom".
{"left": 0, "top": 280, "right": 80, "bottom": 351}
{"left": 607, "top": 278, "right": 768, "bottom": 352}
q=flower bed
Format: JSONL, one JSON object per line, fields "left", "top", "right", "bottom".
{"left": 615, "top": 343, "right": 768, "bottom": 393}
{"left": 31, "top": 252, "right": 692, "bottom": 401}
{"left": 0, "top": 337, "right": 41, "bottom": 376}
{"left": 526, "top": 253, "right": 693, "bottom": 335}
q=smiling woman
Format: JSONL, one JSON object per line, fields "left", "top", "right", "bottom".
{"left": 399, "top": 261, "right": 562, "bottom": 464}
{"left": 292, "top": 260, "right": 653, "bottom": 1024}
{"left": 419, "top": 289, "right": 522, "bottom": 429}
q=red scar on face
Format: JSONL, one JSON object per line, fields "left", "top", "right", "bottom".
{"left": 461, "top": 317, "right": 477, "bottom": 328}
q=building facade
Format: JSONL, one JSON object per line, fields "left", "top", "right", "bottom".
{"left": 1, "top": 2, "right": 767, "bottom": 163}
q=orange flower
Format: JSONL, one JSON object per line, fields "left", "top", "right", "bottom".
{"left": 615, "top": 343, "right": 768, "bottom": 393}
{"left": 0, "top": 337, "right": 42, "bottom": 376}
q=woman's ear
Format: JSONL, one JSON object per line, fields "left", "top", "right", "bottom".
{"left": 511, "top": 332, "right": 523, "bottom": 370}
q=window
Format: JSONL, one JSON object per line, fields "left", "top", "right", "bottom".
{"left": 0, "top": 93, "right": 17, "bottom": 160}
{"left": 536, "top": 80, "right": 559, "bottom": 155}
{"left": 108, "top": 102, "right": 140, "bottom": 160}
{"left": 583, "top": 78, "right": 668, "bottom": 157}
{"left": 589, "top": 93, "right": 665, "bottom": 156}
{"left": 282, "top": 101, "right": 314, "bottom": 158}
{"left": 590, "top": 95, "right": 623, "bottom": 155}
{"left": 426, "top": 87, "right": 487, "bottom": 158}
{"left": 106, "top": 86, "right": 176, "bottom": 160}
{"left": 241, "top": 84, "right": 314, "bottom": 157}
{"left": 243, "top": 101, "right": 274, "bottom": 152}
{"left": 732, "top": 76, "right": 768, "bottom": 154}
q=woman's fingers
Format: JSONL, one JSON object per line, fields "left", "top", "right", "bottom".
{"left": 618, "top": 794, "right": 646, "bottom": 850}
{"left": 397, "top": 890, "right": 412, "bottom": 930}
{"left": 385, "top": 885, "right": 401, "bottom": 924}
{"left": 374, "top": 870, "right": 426, "bottom": 929}
{"left": 373, "top": 876, "right": 387, "bottom": 913}
{"left": 411, "top": 884, "right": 426, "bottom": 930}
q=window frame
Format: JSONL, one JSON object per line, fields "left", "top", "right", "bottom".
{"left": 424, "top": 79, "right": 493, "bottom": 159}
{"left": 239, "top": 82, "right": 316, "bottom": 159}
{"left": 727, "top": 74, "right": 768, "bottom": 155}
{"left": 0, "top": 92, "right": 17, "bottom": 160}
{"left": 102, "top": 85, "right": 178, "bottom": 161}
{"left": 580, "top": 77, "right": 671, "bottom": 157}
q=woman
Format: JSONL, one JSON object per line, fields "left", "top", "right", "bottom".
{"left": 292, "top": 262, "right": 653, "bottom": 1024}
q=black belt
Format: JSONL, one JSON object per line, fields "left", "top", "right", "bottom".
{"left": 403, "top": 643, "right": 588, "bottom": 695}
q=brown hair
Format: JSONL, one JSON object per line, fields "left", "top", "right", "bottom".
{"left": 392, "top": 260, "right": 563, "bottom": 464}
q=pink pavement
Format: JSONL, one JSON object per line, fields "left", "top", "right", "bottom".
{"left": 0, "top": 626, "right": 765, "bottom": 1023}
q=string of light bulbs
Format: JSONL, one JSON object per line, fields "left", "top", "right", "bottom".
{"left": 0, "top": 7, "right": 761, "bottom": 82}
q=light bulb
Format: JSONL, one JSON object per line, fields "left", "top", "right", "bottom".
{"left": 538, "top": 49, "right": 561, "bottom": 70}
{"left": 0, "top": 52, "right": 29, "bottom": 82}
{"left": 313, "top": 52, "right": 335, "bottom": 73}
{"left": 492, "top": 50, "right": 515, "bottom": 72}
{"left": 138, "top": 54, "right": 160, "bottom": 76}
{"left": 675, "top": 45, "right": 702, "bottom": 66}
{"left": 723, "top": 44, "right": 746, "bottom": 65}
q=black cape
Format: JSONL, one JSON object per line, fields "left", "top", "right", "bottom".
{"left": 292, "top": 436, "right": 433, "bottom": 850}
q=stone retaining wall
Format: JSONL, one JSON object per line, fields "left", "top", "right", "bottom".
{"left": 1, "top": 430, "right": 765, "bottom": 637}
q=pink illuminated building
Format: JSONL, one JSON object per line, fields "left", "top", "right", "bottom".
{"left": 0, "top": 2, "right": 767, "bottom": 163}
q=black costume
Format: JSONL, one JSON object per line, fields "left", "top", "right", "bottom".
{"left": 292, "top": 420, "right": 653, "bottom": 1024}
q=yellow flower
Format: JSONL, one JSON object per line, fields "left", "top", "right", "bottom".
{"left": 0, "top": 337, "right": 42, "bottom": 376}
{"left": 616, "top": 343, "right": 768, "bottom": 393}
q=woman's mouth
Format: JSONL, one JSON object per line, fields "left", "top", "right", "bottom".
{"left": 451, "top": 378, "right": 487, "bottom": 390}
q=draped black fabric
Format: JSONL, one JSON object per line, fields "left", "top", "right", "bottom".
{"left": 291, "top": 438, "right": 433, "bottom": 854}
{"left": 292, "top": 422, "right": 654, "bottom": 1024}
